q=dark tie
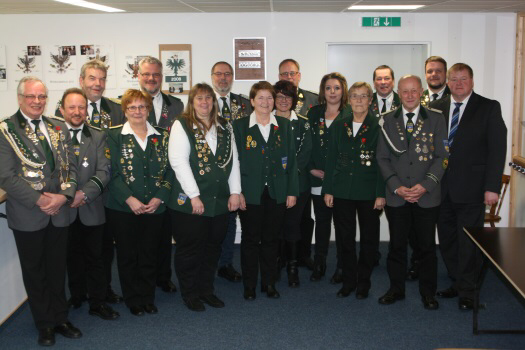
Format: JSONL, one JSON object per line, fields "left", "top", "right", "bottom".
{"left": 406, "top": 112, "right": 415, "bottom": 141}
{"left": 432, "top": 93, "right": 439, "bottom": 101}
{"left": 90, "top": 102, "right": 100, "bottom": 127}
{"left": 70, "top": 129, "right": 81, "bottom": 157}
{"left": 221, "top": 97, "right": 231, "bottom": 120}
{"left": 449, "top": 102, "right": 462, "bottom": 146}
{"left": 381, "top": 98, "right": 387, "bottom": 113}
{"left": 31, "top": 119, "right": 55, "bottom": 172}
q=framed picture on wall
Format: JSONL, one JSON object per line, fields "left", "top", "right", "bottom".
{"left": 159, "top": 44, "right": 192, "bottom": 95}
{"left": 233, "top": 37, "right": 266, "bottom": 81}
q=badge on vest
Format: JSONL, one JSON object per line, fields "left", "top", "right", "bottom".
{"left": 282, "top": 156, "right": 287, "bottom": 170}
{"left": 443, "top": 140, "right": 449, "bottom": 153}
{"left": 177, "top": 193, "right": 188, "bottom": 205}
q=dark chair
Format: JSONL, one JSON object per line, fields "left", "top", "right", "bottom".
{"left": 484, "top": 174, "right": 510, "bottom": 227}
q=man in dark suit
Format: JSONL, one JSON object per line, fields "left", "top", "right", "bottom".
{"left": 430, "top": 63, "right": 507, "bottom": 310}
{"left": 278, "top": 59, "right": 318, "bottom": 116}
{"left": 137, "top": 56, "right": 183, "bottom": 294}
{"left": 60, "top": 88, "right": 119, "bottom": 320}
{"left": 0, "top": 77, "right": 81, "bottom": 346}
{"left": 376, "top": 75, "right": 448, "bottom": 310}
{"left": 211, "top": 61, "right": 250, "bottom": 283}
{"left": 370, "top": 65, "right": 401, "bottom": 118}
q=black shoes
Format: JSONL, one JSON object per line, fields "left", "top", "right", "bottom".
{"left": 54, "top": 322, "right": 82, "bottom": 339}
{"left": 356, "top": 289, "right": 369, "bottom": 300}
{"left": 200, "top": 295, "right": 225, "bottom": 308}
{"left": 287, "top": 263, "right": 300, "bottom": 288}
{"left": 38, "top": 328, "right": 55, "bottom": 346}
{"left": 157, "top": 280, "right": 177, "bottom": 293}
{"left": 106, "top": 288, "right": 123, "bottom": 304}
{"left": 89, "top": 303, "right": 120, "bottom": 320}
{"left": 330, "top": 268, "right": 343, "bottom": 284}
{"left": 68, "top": 295, "right": 87, "bottom": 309}
{"left": 129, "top": 305, "right": 145, "bottom": 316}
{"left": 261, "top": 285, "right": 280, "bottom": 299}
{"left": 422, "top": 295, "right": 439, "bottom": 310}
{"left": 458, "top": 297, "right": 474, "bottom": 310}
{"left": 218, "top": 264, "right": 242, "bottom": 282}
{"left": 184, "top": 297, "right": 205, "bottom": 311}
{"left": 243, "top": 287, "right": 256, "bottom": 301}
{"left": 437, "top": 287, "right": 458, "bottom": 298}
{"left": 336, "top": 286, "right": 355, "bottom": 298}
{"left": 378, "top": 290, "right": 405, "bottom": 305}
{"left": 310, "top": 261, "right": 326, "bottom": 282}
{"left": 143, "top": 303, "right": 158, "bottom": 314}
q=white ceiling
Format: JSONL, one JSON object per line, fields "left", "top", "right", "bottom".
{"left": 1, "top": 0, "right": 525, "bottom": 14}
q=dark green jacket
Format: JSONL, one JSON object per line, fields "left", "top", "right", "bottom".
{"left": 233, "top": 115, "right": 299, "bottom": 205}
{"left": 322, "top": 112, "right": 385, "bottom": 200}
{"left": 369, "top": 92, "right": 401, "bottom": 118}
{"left": 105, "top": 125, "right": 174, "bottom": 214}
{"left": 168, "top": 118, "right": 234, "bottom": 217}
{"left": 307, "top": 104, "right": 352, "bottom": 188}
{"left": 290, "top": 113, "right": 312, "bottom": 193}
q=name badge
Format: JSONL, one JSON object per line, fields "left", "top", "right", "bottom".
{"left": 282, "top": 156, "right": 287, "bottom": 170}
{"left": 177, "top": 193, "right": 187, "bottom": 205}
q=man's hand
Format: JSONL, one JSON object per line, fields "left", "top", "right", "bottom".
{"left": 484, "top": 191, "right": 499, "bottom": 206}
{"left": 239, "top": 193, "right": 247, "bottom": 211}
{"left": 310, "top": 169, "right": 325, "bottom": 180}
{"left": 374, "top": 197, "right": 386, "bottom": 210}
{"left": 70, "top": 190, "right": 86, "bottom": 208}
{"left": 191, "top": 196, "right": 205, "bottom": 215}
{"left": 324, "top": 194, "right": 334, "bottom": 208}
{"left": 395, "top": 186, "right": 412, "bottom": 200}
{"left": 405, "top": 184, "right": 427, "bottom": 203}
{"left": 286, "top": 196, "right": 296, "bottom": 209}
{"left": 40, "top": 192, "right": 67, "bottom": 216}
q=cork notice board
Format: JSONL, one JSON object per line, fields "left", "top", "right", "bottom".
{"left": 159, "top": 44, "right": 192, "bottom": 95}
{"left": 233, "top": 38, "right": 266, "bottom": 81}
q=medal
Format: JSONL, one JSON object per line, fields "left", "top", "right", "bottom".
{"left": 82, "top": 157, "right": 89, "bottom": 167}
{"left": 366, "top": 160, "right": 371, "bottom": 166}
{"left": 61, "top": 183, "right": 67, "bottom": 190}
{"left": 251, "top": 140, "right": 257, "bottom": 148}
{"left": 247, "top": 135, "right": 252, "bottom": 142}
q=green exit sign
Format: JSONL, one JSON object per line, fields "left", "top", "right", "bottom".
{"left": 362, "top": 17, "right": 401, "bottom": 27}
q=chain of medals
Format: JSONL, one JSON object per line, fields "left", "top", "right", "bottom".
{"left": 120, "top": 136, "right": 137, "bottom": 184}
{"left": 295, "top": 120, "right": 310, "bottom": 156}
{"left": 151, "top": 130, "right": 170, "bottom": 187}
{"left": 415, "top": 132, "right": 434, "bottom": 162}
{"left": 44, "top": 122, "right": 71, "bottom": 190}
{"left": 91, "top": 109, "right": 112, "bottom": 130}
{"left": 194, "top": 122, "right": 232, "bottom": 176}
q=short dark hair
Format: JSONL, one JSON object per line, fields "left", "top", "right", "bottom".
{"left": 60, "top": 88, "right": 87, "bottom": 108}
{"left": 273, "top": 80, "right": 298, "bottom": 111}
{"left": 447, "top": 63, "right": 474, "bottom": 79}
{"left": 373, "top": 65, "right": 394, "bottom": 81}
{"left": 249, "top": 81, "right": 276, "bottom": 101}
{"left": 278, "top": 58, "right": 300, "bottom": 71}
{"left": 425, "top": 56, "right": 447, "bottom": 72}
{"left": 211, "top": 61, "right": 233, "bottom": 75}
{"left": 318, "top": 72, "right": 349, "bottom": 110}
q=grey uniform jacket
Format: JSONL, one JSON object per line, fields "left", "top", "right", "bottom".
{"left": 376, "top": 106, "right": 448, "bottom": 208}
{"left": 68, "top": 124, "right": 110, "bottom": 226}
{"left": 56, "top": 96, "right": 124, "bottom": 129}
{"left": 0, "top": 111, "right": 77, "bottom": 231}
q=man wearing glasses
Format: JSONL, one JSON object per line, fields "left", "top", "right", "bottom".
{"left": 278, "top": 59, "right": 318, "bottom": 117}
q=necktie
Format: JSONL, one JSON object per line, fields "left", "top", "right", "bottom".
{"left": 432, "top": 93, "right": 439, "bottom": 101}
{"left": 448, "top": 102, "right": 462, "bottom": 146}
{"left": 31, "top": 119, "right": 55, "bottom": 172}
{"left": 381, "top": 98, "right": 387, "bottom": 113}
{"left": 70, "top": 129, "right": 81, "bottom": 157}
{"left": 406, "top": 112, "right": 415, "bottom": 142}
{"left": 221, "top": 97, "right": 231, "bottom": 120}
{"left": 90, "top": 102, "right": 100, "bottom": 127}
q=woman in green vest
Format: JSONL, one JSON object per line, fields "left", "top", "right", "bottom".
{"left": 167, "top": 83, "right": 241, "bottom": 312}
{"left": 322, "top": 82, "right": 385, "bottom": 299}
{"left": 273, "top": 80, "right": 312, "bottom": 288}
{"left": 233, "top": 81, "right": 299, "bottom": 301}
{"left": 106, "top": 89, "right": 174, "bottom": 316}
{"left": 308, "top": 72, "right": 352, "bottom": 283}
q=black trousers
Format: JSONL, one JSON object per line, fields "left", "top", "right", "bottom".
{"left": 67, "top": 216, "right": 106, "bottom": 307}
{"left": 239, "top": 187, "right": 286, "bottom": 288}
{"left": 333, "top": 198, "right": 380, "bottom": 291}
{"left": 102, "top": 208, "right": 115, "bottom": 291}
{"left": 298, "top": 195, "right": 314, "bottom": 261}
{"left": 437, "top": 194, "right": 484, "bottom": 298}
{"left": 13, "top": 222, "right": 69, "bottom": 330}
{"left": 170, "top": 210, "right": 229, "bottom": 299}
{"left": 385, "top": 203, "right": 439, "bottom": 297}
{"left": 107, "top": 209, "right": 163, "bottom": 308}
{"left": 311, "top": 194, "right": 341, "bottom": 267}
{"left": 281, "top": 191, "right": 309, "bottom": 242}
{"left": 156, "top": 211, "right": 174, "bottom": 285}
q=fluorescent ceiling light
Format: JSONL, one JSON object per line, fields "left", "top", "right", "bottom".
{"left": 348, "top": 5, "right": 424, "bottom": 10}
{"left": 53, "top": 0, "right": 125, "bottom": 12}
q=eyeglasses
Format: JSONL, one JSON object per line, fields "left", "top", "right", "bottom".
{"left": 212, "top": 72, "right": 233, "bottom": 77}
{"left": 140, "top": 73, "right": 162, "bottom": 79}
{"left": 350, "top": 94, "right": 370, "bottom": 100}
{"left": 126, "top": 105, "right": 147, "bottom": 112}
{"left": 279, "top": 71, "right": 299, "bottom": 78}
{"left": 276, "top": 95, "right": 293, "bottom": 102}
{"left": 20, "top": 94, "right": 47, "bottom": 101}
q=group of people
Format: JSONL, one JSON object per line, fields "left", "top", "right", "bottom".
{"left": 0, "top": 55, "right": 507, "bottom": 347}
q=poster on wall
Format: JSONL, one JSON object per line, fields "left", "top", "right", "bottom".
{"left": 11, "top": 45, "right": 44, "bottom": 85}
{"left": 159, "top": 44, "right": 192, "bottom": 95}
{"left": 78, "top": 44, "right": 116, "bottom": 89}
{"left": 118, "top": 54, "right": 148, "bottom": 89}
{"left": 0, "top": 45, "right": 6, "bottom": 91}
{"left": 43, "top": 44, "right": 79, "bottom": 90}
{"left": 233, "top": 37, "right": 266, "bottom": 81}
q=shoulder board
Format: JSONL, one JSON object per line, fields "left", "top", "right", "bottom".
{"left": 0, "top": 115, "right": 10, "bottom": 123}
{"left": 154, "top": 125, "right": 169, "bottom": 132}
{"left": 109, "top": 124, "right": 123, "bottom": 129}
{"left": 166, "top": 94, "right": 182, "bottom": 101}
{"left": 239, "top": 94, "right": 250, "bottom": 101}
{"left": 107, "top": 97, "right": 121, "bottom": 104}
{"left": 427, "top": 107, "right": 443, "bottom": 114}
{"left": 297, "top": 114, "right": 308, "bottom": 121}
{"left": 48, "top": 115, "right": 66, "bottom": 122}
{"left": 302, "top": 89, "right": 319, "bottom": 97}
{"left": 86, "top": 124, "right": 102, "bottom": 131}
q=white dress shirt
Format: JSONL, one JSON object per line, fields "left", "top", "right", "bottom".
{"left": 248, "top": 112, "right": 278, "bottom": 142}
{"left": 121, "top": 121, "right": 160, "bottom": 151}
{"left": 65, "top": 122, "right": 84, "bottom": 143}
{"left": 428, "top": 85, "right": 447, "bottom": 101}
{"left": 377, "top": 91, "right": 394, "bottom": 112}
{"left": 402, "top": 105, "right": 420, "bottom": 128}
{"left": 448, "top": 92, "right": 472, "bottom": 133}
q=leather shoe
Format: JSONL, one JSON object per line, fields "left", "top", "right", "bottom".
{"left": 261, "top": 285, "right": 280, "bottom": 299}
{"left": 422, "top": 295, "right": 439, "bottom": 310}
{"left": 437, "top": 287, "right": 458, "bottom": 298}
{"left": 406, "top": 265, "right": 419, "bottom": 281}
{"left": 356, "top": 289, "right": 369, "bottom": 300}
{"left": 336, "top": 286, "right": 354, "bottom": 298}
{"left": 38, "top": 328, "right": 55, "bottom": 346}
{"left": 184, "top": 297, "right": 205, "bottom": 311}
{"left": 89, "top": 303, "right": 120, "bottom": 320}
{"left": 200, "top": 294, "right": 225, "bottom": 308}
{"left": 310, "top": 263, "right": 326, "bottom": 282}
{"left": 106, "top": 288, "right": 123, "bottom": 304}
{"left": 68, "top": 295, "right": 86, "bottom": 309}
{"left": 54, "top": 322, "right": 82, "bottom": 339}
{"left": 129, "top": 305, "right": 145, "bottom": 316}
{"left": 218, "top": 264, "right": 242, "bottom": 282}
{"left": 378, "top": 290, "right": 405, "bottom": 305}
{"left": 458, "top": 297, "right": 474, "bottom": 310}
{"left": 157, "top": 280, "right": 177, "bottom": 293}
{"left": 330, "top": 268, "right": 343, "bottom": 284}
{"left": 143, "top": 303, "right": 158, "bottom": 314}
{"left": 243, "top": 287, "right": 256, "bottom": 301}
{"left": 298, "top": 257, "right": 314, "bottom": 270}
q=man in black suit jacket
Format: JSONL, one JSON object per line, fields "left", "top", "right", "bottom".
{"left": 138, "top": 56, "right": 184, "bottom": 293}
{"left": 429, "top": 63, "right": 507, "bottom": 310}
{"left": 370, "top": 65, "right": 401, "bottom": 118}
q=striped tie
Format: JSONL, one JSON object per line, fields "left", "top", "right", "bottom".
{"left": 448, "top": 102, "right": 462, "bottom": 146}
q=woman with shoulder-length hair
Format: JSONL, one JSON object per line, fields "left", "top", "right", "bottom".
{"left": 167, "top": 83, "right": 241, "bottom": 311}
{"left": 233, "top": 81, "right": 299, "bottom": 301}
{"left": 308, "top": 72, "right": 352, "bottom": 283}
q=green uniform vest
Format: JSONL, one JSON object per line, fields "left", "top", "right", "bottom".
{"left": 290, "top": 115, "right": 312, "bottom": 193}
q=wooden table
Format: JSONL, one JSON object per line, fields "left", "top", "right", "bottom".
{"left": 0, "top": 188, "right": 6, "bottom": 205}
{"left": 463, "top": 226, "right": 525, "bottom": 334}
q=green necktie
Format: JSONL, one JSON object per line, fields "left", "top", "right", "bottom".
{"left": 90, "top": 102, "right": 101, "bottom": 127}
{"left": 406, "top": 112, "right": 415, "bottom": 142}
{"left": 71, "top": 129, "right": 81, "bottom": 158}
{"left": 221, "top": 97, "right": 231, "bottom": 120}
{"left": 31, "top": 119, "right": 55, "bottom": 172}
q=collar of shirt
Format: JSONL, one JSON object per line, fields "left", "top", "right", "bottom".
{"left": 121, "top": 121, "right": 161, "bottom": 137}
{"left": 216, "top": 92, "right": 230, "bottom": 109}
{"left": 248, "top": 112, "right": 278, "bottom": 128}
{"left": 289, "top": 110, "right": 298, "bottom": 121}
{"left": 376, "top": 91, "right": 394, "bottom": 109}
{"left": 152, "top": 91, "right": 163, "bottom": 120}
{"left": 402, "top": 105, "right": 420, "bottom": 127}
{"left": 428, "top": 85, "right": 447, "bottom": 99}
{"left": 449, "top": 92, "right": 472, "bottom": 124}
{"left": 87, "top": 98, "right": 102, "bottom": 118}
{"left": 20, "top": 110, "right": 43, "bottom": 129}
{"left": 65, "top": 122, "right": 84, "bottom": 142}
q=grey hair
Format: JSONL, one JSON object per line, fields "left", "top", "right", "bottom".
{"left": 17, "top": 76, "right": 48, "bottom": 96}
{"left": 138, "top": 56, "right": 162, "bottom": 73}
{"left": 80, "top": 59, "right": 107, "bottom": 79}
